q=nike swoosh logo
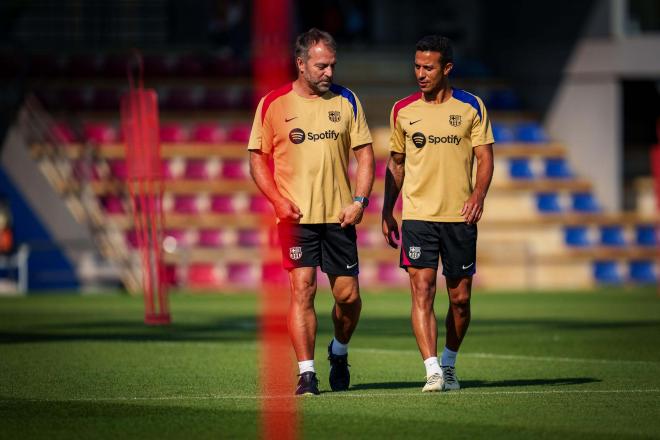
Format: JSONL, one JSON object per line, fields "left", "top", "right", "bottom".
{"left": 462, "top": 263, "right": 474, "bottom": 270}
{"left": 409, "top": 119, "right": 421, "bottom": 125}
{"left": 285, "top": 117, "right": 298, "bottom": 122}
{"left": 346, "top": 262, "right": 358, "bottom": 269}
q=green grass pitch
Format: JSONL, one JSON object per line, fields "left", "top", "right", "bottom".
{"left": 1, "top": 287, "right": 659, "bottom": 439}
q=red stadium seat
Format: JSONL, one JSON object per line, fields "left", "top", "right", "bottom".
{"left": 83, "top": 122, "right": 118, "bottom": 144}
{"left": 210, "top": 194, "right": 236, "bottom": 213}
{"left": 237, "top": 229, "right": 262, "bottom": 247}
{"left": 125, "top": 230, "right": 139, "bottom": 248}
{"left": 188, "top": 263, "right": 225, "bottom": 287}
{"left": 185, "top": 159, "right": 211, "bottom": 180}
{"left": 191, "top": 123, "right": 228, "bottom": 143}
{"left": 377, "top": 262, "right": 407, "bottom": 284}
{"left": 375, "top": 159, "right": 388, "bottom": 179}
{"left": 365, "top": 194, "right": 384, "bottom": 214}
{"left": 221, "top": 158, "right": 248, "bottom": 180}
{"left": 198, "top": 229, "right": 224, "bottom": 247}
{"left": 173, "top": 195, "right": 199, "bottom": 214}
{"left": 107, "top": 160, "right": 127, "bottom": 180}
{"left": 227, "top": 123, "right": 251, "bottom": 143}
{"left": 249, "top": 195, "right": 273, "bottom": 213}
{"left": 227, "top": 262, "right": 258, "bottom": 286}
{"left": 160, "top": 123, "right": 189, "bottom": 143}
{"left": 101, "top": 195, "right": 125, "bottom": 214}
{"left": 50, "top": 122, "right": 77, "bottom": 143}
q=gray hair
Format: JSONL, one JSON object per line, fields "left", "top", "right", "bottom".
{"left": 294, "top": 28, "right": 337, "bottom": 62}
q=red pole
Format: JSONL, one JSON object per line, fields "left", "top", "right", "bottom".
{"left": 121, "top": 54, "right": 170, "bottom": 325}
{"left": 253, "top": 1, "right": 297, "bottom": 439}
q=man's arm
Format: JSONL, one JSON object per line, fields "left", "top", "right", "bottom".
{"left": 339, "top": 143, "right": 375, "bottom": 228}
{"left": 249, "top": 150, "right": 302, "bottom": 222}
{"left": 381, "top": 152, "right": 405, "bottom": 248}
{"left": 461, "top": 144, "right": 494, "bottom": 224}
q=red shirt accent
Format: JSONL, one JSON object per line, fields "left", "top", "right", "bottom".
{"left": 261, "top": 83, "right": 294, "bottom": 123}
{"left": 392, "top": 92, "right": 422, "bottom": 126}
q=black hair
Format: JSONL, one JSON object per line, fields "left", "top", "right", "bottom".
{"left": 294, "top": 28, "right": 337, "bottom": 62}
{"left": 415, "top": 35, "right": 454, "bottom": 66}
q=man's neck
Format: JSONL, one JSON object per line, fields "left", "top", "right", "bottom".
{"left": 422, "top": 82, "right": 452, "bottom": 104}
{"left": 292, "top": 78, "right": 324, "bottom": 99}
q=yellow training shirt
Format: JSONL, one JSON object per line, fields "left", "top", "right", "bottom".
{"left": 389, "top": 88, "right": 494, "bottom": 222}
{"left": 248, "top": 82, "right": 372, "bottom": 224}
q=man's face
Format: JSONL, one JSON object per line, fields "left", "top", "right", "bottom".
{"left": 298, "top": 43, "right": 336, "bottom": 94}
{"left": 414, "top": 50, "right": 452, "bottom": 94}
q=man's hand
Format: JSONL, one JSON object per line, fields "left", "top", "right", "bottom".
{"left": 339, "top": 201, "right": 364, "bottom": 228}
{"left": 381, "top": 214, "right": 400, "bottom": 248}
{"left": 461, "top": 192, "right": 485, "bottom": 224}
{"left": 274, "top": 198, "right": 302, "bottom": 222}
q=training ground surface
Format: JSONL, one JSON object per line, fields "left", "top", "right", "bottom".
{"left": 1, "top": 288, "right": 659, "bottom": 439}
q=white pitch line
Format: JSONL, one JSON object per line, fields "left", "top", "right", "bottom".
{"left": 351, "top": 348, "right": 660, "bottom": 366}
{"left": 2, "top": 389, "right": 659, "bottom": 404}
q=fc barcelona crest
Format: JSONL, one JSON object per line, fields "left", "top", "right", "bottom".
{"left": 449, "top": 114, "right": 462, "bottom": 127}
{"left": 328, "top": 111, "right": 341, "bottom": 123}
{"left": 409, "top": 246, "right": 421, "bottom": 260}
{"left": 289, "top": 246, "right": 302, "bottom": 260}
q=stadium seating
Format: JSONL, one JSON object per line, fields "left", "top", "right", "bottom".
{"left": 600, "top": 225, "right": 627, "bottom": 247}
{"left": 635, "top": 225, "right": 657, "bottom": 246}
{"left": 545, "top": 158, "right": 573, "bottom": 179}
{"left": 629, "top": 260, "right": 657, "bottom": 284}
{"left": 191, "top": 123, "right": 228, "bottom": 143}
{"left": 564, "top": 226, "right": 591, "bottom": 247}
{"left": 25, "top": 51, "right": 659, "bottom": 292}
{"left": 593, "top": 260, "right": 623, "bottom": 284}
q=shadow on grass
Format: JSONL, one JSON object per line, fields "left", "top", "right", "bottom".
{"left": 0, "top": 316, "right": 258, "bottom": 344}
{"left": 0, "top": 397, "right": 259, "bottom": 437}
{"left": 351, "top": 377, "right": 600, "bottom": 391}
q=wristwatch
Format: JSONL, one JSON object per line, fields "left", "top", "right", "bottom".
{"left": 353, "top": 196, "right": 369, "bottom": 208}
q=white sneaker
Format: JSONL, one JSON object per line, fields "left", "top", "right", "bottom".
{"left": 441, "top": 366, "right": 460, "bottom": 391}
{"left": 422, "top": 372, "right": 444, "bottom": 392}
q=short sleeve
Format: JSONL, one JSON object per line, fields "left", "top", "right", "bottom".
{"left": 248, "top": 97, "right": 272, "bottom": 153}
{"left": 389, "top": 105, "right": 405, "bottom": 153}
{"left": 471, "top": 97, "right": 495, "bottom": 147}
{"left": 349, "top": 94, "right": 373, "bottom": 149}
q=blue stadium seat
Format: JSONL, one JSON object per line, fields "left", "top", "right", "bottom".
{"left": 492, "top": 123, "right": 516, "bottom": 143}
{"left": 487, "top": 89, "right": 520, "bottom": 110}
{"left": 515, "top": 122, "right": 549, "bottom": 143}
{"left": 564, "top": 226, "right": 591, "bottom": 247}
{"left": 572, "top": 193, "right": 600, "bottom": 213}
{"left": 536, "top": 193, "right": 562, "bottom": 213}
{"left": 593, "top": 261, "right": 623, "bottom": 284}
{"left": 635, "top": 225, "right": 657, "bottom": 247}
{"left": 545, "top": 158, "right": 573, "bottom": 179}
{"left": 629, "top": 260, "right": 657, "bottom": 284}
{"left": 509, "top": 158, "right": 534, "bottom": 179}
{"left": 600, "top": 225, "right": 626, "bottom": 247}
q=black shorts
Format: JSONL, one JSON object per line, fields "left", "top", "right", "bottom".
{"left": 277, "top": 223, "right": 359, "bottom": 276}
{"left": 400, "top": 220, "right": 477, "bottom": 278}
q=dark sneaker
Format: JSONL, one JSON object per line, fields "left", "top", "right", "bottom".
{"left": 295, "top": 371, "right": 320, "bottom": 396}
{"left": 327, "top": 340, "right": 350, "bottom": 391}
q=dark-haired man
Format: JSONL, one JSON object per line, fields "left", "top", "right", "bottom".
{"left": 248, "top": 28, "right": 374, "bottom": 395}
{"left": 381, "top": 35, "right": 494, "bottom": 392}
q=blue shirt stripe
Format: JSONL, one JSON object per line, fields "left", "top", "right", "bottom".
{"left": 330, "top": 84, "right": 358, "bottom": 121}
{"left": 452, "top": 88, "right": 482, "bottom": 120}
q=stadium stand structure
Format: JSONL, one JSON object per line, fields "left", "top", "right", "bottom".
{"left": 20, "top": 52, "right": 659, "bottom": 291}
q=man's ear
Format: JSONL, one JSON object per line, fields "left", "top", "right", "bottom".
{"left": 443, "top": 62, "right": 453, "bottom": 76}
